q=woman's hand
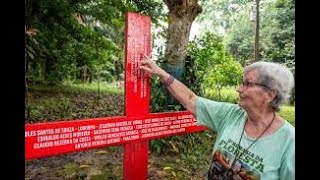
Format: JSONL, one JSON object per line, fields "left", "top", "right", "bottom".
{"left": 139, "top": 54, "right": 165, "bottom": 77}
{"left": 139, "top": 55, "right": 197, "bottom": 114}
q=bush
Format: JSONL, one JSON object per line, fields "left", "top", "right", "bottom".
{"left": 278, "top": 105, "right": 295, "bottom": 126}
{"left": 205, "top": 86, "right": 239, "bottom": 103}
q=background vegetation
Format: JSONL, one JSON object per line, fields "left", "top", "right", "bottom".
{"left": 25, "top": 0, "right": 295, "bottom": 179}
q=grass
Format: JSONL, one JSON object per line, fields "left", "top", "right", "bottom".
{"left": 28, "top": 81, "right": 124, "bottom": 95}
{"left": 278, "top": 105, "right": 295, "bottom": 126}
{"left": 67, "top": 82, "right": 124, "bottom": 94}
{"left": 28, "top": 83, "right": 294, "bottom": 126}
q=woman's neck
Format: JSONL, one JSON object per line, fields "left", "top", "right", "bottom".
{"left": 246, "top": 110, "right": 276, "bottom": 130}
{"left": 245, "top": 109, "right": 286, "bottom": 139}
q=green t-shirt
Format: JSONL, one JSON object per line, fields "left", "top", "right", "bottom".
{"left": 196, "top": 97, "right": 295, "bottom": 180}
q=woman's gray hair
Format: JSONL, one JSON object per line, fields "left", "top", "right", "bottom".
{"left": 244, "top": 61, "right": 294, "bottom": 111}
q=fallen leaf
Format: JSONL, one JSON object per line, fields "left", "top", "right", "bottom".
{"left": 171, "top": 171, "right": 176, "bottom": 177}
{"left": 95, "top": 150, "right": 108, "bottom": 155}
{"left": 79, "top": 165, "right": 91, "bottom": 169}
{"left": 156, "top": 170, "right": 167, "bottom": 177}
{"left": 163, "top": 167, "right": 172, "bottom": 171}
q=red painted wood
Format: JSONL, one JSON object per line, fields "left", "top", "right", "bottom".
{"left": 25, "top": 111, "right": 207, "bottom": 159}
{"left": 25, "top": 116, "right": 124, "bottom": 159}
{"left": 124, "top": 12, "right": 150, "bottom": 180}
{"left": 124, "top": 12, "right": 151, "bottom": 117}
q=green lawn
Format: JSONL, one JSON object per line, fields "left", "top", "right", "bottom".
{"left": 29, "top": 81, "right": 124, "bottom": 95}
{"left": 278, "top": 105, "right": 295, "bottom": 126}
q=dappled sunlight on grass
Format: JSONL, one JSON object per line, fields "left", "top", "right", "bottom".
{"left": 278, "top": 105, "right": 295, "bottom": 126}
{"left": 29, "top": 82, "right": 124, "bottom": 95}
{"left": 67, "top": 82, "right": 124, "bottom": 94}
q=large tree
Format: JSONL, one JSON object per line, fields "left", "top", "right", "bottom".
{"left": 163, "top": 0, "right": 202, "bottom": 80}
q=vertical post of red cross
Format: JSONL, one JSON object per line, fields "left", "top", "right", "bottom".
{"left": 124, "top": 12, "right": 151, "bottom": 180}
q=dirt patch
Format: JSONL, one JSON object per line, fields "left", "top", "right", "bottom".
{"left": 25, "top": 147, "right": 123, "bottom": 180}
{"left": 25, "top": 90, "right": 125, "bottom": 123}
{"left": 25, "top": 146, "right": 208, "bottom": 180}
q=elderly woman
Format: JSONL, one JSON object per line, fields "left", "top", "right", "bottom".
{"left": 139, "top": 56, "right": 295, "bottom": 180}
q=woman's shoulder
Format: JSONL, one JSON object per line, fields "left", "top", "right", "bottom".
{"left": 197, "top": 96, "right": 242, "bottom": 109}
{"left": 278, "top": 120, "right": 295, "bottom": 143}
{"left": 283, "top": 120, "right": 295, "bottom": 136}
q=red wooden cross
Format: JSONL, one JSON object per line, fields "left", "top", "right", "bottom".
{"left": 25, "top": 12, "right": 207, "bottom": 180}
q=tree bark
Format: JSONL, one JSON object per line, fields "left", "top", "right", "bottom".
{"left": 163, "top": 0, "right": 202, "bottom": 65}
{"left": 163, "top": 0, "right": 202, "bottom": 105}
{"left": 254, "top": 0, "right": 260, "bottom": 62}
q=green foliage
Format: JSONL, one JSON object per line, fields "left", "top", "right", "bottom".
{"left": 59, "top": 163, "right": 88, "bottom": 180}
{"left": 204, "top": 55, "right": 243, "bottom": 88}
{"left": 25, "top": 83, "right": 125, "bottom": 122}
{"left": 150, "top": 76, "right": 179, "bottom": 112}
{"left": 223, "top": 0, "right": 295, "bottom": 67}
{"left": 198, "top": 0, "right": 253, "bottom": 31}
{"left": 150, "top": 131, "right": 216, "bottom": 162}
{"left": 187, "top": 32, "right": 224, "bottom": 95}
{"left": 206, "top": 86, "right": 239, "bottom": 103}
{"left": 224, "top": 10, "right": 255, "bottom": 65}
{"left": 188, "top": 32, "right": 243, "bottom": 94}
{"left": 25, "top": 0, "right": 166, "bottom": 86}
{"left": 259, "top": 0, "right": 295, "bottom": 64}
{"left": 31, "top": 82, "right": 123, "bottom": 95}
{"left": 278, "top": 105, "right": 295, "bottom": 126}
{"left": 39, "top": 96, "right": 74, "bottom": 119}
{"left": 150, "top": 139, "right": 169, "bottom": 154}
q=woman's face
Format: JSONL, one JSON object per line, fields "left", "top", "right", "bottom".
{"left": 237, "top": 70, "right": 269, "bottom": 110}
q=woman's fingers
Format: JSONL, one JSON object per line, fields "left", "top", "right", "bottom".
{"left": 139, "top": 54, "right": 160, "bottom": 75}
{"left": 143, "top": 54, "right": 150, "bottom": 60}
{"left": 140, "top": 60, "right": 149, "bottom": 66}
{"left": 139, "top": 65, "right": 152, "bottom": 73}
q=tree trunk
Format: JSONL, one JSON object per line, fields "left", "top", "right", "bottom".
{"left": 254, "top": 0, "right": 260, "bottom": 62}
{"left": 163, "top": 0, "right": 202, "bottom": 105}
{"left": 163, "top": 0, "right": 202, "bottom": 66}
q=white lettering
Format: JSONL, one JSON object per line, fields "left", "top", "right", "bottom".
{"left": 60, "top": 133, "right": 72, "bottom": 139}
{"left": 53, "top": 139, "right": 72, "bottom": 146}
{"left": 60, "top": 127, "right": 74, "bottom": 133}
{"left": 93, "top": 129, "right": 111, "bottom": 135}
{"left": 116, "top": 121, "right": 128, "bottom": 127}
{"left": 25, "top": 131, "right": 36, "bottom": 137}
{"left": 123, "top": 135, "right": 139, "bottom": 141}
{"left": 36, "top": 129, "right": 54, "bottom": 136}
{"left": 111, "top": 127, "right": 119, "bottom": 132}
{"left": 107, "top": 138, "right": 121, "bottom": 144}
{"left": 125, "top": 130, "right": 139, "bottom": 135}
{"left": 94, "top": 135, "right": 107, "bottom": 140}
{"left": 78, "top": 125, "right": 95, "bottom": 131}
{"left": 34, "top": 141, "right": 53, "bottom": 149}
{"left": 170, "top": 125, "right": 180, "bottom": 129}
{"left": 120, "top": 126, "right": 133, "bottom": 131}
{"left": 72, "top": 131, "right": 90, "bottom": 137}
{"left": 75, "top": 142, "right": 91, "bottom": 149}
{"left": 107, "top": 132, "right": 125, "bottom": 138}
{"left": 79, "top": 137, "right": 91, "bottom": 142}
{"left": 99, "top": 123, "right": 116, "bottom": 129}
{"left": 37, "top": 135, "right": 59, "bottom": 142}
{"left": 133, "top": 120, "right": 142, "bottom": 125}
{"left": 92, "top": 140, "right": 107, "bottom": 146}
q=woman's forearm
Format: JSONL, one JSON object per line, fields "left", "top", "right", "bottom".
{"left": 154, "top": 67, "right": 197, "bottom": 115}
{"left": 139, "top": 55, "right": 197, "bottom": 114}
